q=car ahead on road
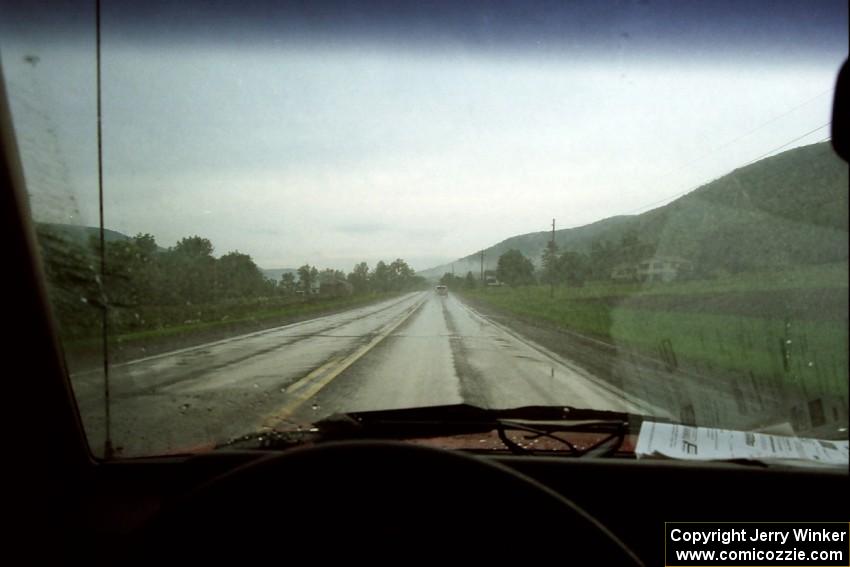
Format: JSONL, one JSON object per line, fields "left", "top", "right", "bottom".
{"left": 3, "top": 1, "right": 847, "bottom": 565}
{"left": 435, "top": 284, "right": 448, "bottom": 296}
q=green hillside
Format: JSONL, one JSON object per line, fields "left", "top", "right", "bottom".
{"left": 420, "top": 142, "right": 848, "bottom": 280}
{"left": 37, "top": 223, "right": 131, "bottom": 245}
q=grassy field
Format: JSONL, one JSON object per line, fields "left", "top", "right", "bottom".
{"left": 461, "top": 262, "right": 848, "bottom": 397}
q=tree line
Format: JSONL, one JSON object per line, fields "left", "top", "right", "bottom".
{"left": 438, "top": 246, "right": 590, "bottom": 289}
{"left": 35, "top": 224, "right": 425, "bottom": 337}
{"left": 448, "top": 229, "right": 661, "bottom": 288}
{"left": 287, "top": 259, "right": 426, "bottom": 295}
{"left": 438, "top": 271, "right": 480, "bottom": 289}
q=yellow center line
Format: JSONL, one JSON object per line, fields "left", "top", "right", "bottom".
{"left": 261, "top": 296, "right": 426, "bottom": 429}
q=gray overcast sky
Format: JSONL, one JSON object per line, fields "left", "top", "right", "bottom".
{"left": 1, "top": 1, "right": 847, "bottom": 271}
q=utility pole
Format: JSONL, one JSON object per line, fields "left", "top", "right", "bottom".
{"left": 480, "top": 250, "right": 484, "bottom": 283}
{"left": 550, "top": 218, "right": 555, "bottom": 299}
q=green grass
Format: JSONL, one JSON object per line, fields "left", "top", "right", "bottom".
{"left": 462, "top": 264, "right": 848, "bottom": 397}
{"left": 607, "top": 309, "right": 845, "bottom": 392}
{"left": 505, "top": 261, "right": 848, "bottom": 301}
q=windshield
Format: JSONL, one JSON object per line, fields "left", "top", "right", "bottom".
{"left": 1, "top": 0, "right": 847, "bottom": 461}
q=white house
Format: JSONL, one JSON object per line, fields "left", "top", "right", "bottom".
{"left": 611, "top": 256, "right": 694, "bottom": 283}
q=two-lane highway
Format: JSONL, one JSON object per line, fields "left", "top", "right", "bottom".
{"left": 72, "top": 291, "right": 658, "bottom": 456}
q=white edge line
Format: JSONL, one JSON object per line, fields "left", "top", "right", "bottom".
{"left": 452, "top": 294, "right": 672, "bottom": 418}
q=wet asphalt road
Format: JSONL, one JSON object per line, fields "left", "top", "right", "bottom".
{"left": 72, "top": 291, "right": 656, "bottom": 456}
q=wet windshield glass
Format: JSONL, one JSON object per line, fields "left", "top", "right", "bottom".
{"left": 1, "top": 0, "right": 847, "bottom": 459}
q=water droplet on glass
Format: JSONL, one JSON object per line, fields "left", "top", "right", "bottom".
{"left": 252, "top": 383, "right": 259, "bottom": 388}
{"left": 179, "top": 403, "right": 190, "bottom": 411}
{"left": 807, "top": 361, "right": 814, "bottom": 367}
{"left": 786, "top": 339, "right": 792, "bottom": 345}
{"left": 280, "top": 388, "right": 286, "bottom": 393}
{"left": 311, "top": 402, "right": 319, "bottom": 411}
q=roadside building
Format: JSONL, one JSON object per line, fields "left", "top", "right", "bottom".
{"left": 636, "top": 256, "right": 694, "bottom": 283}
{"left": 319, "top": 278, "right": 354, "bottom": 297}
{"left": 611, "top": 256, "right": 694, "bottom": 283}
{"left": 611, "top": 263, "right": 638, "bottom": 283}
{"left": 484, "top": 269, "right": 502, "bottom": 286}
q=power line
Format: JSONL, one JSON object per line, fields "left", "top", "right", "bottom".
{"left": 741, "top": 122, "right": 831, "bottom": 166}
{"left": 695, "top": 87, "right": 834, "bottom": 162}
{"left": 622, "top": 121, "right": 832, "bottom": 216}
{"left": 667, "top": 90, "right": 828, "bottom": 169}
{"left": 611, "top": 87, "right": 835, "bottom": 216}
{"left": 651, "top": 88, "right": 835, "bottom": 183}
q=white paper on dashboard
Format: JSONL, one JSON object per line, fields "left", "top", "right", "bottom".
{"left": 635, "top": 421, "right": 849, "bottom": 466}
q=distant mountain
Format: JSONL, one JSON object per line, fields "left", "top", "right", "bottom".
{"left": 261, "top": 268, "right": 298, "bottom": 282}
{"left": 37, "top": 223, "right": 131, "bottom": 245}
{"left": 419, "top": 142, "right": 848, "bottom": 280}
{"left": 35, "top": 223, "right": 179, "bottom": 254}
{"left": 417, "top": 215, "right": 634, "bottom": 280}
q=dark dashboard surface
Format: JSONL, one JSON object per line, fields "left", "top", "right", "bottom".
{"left": 55, "top": 448, "right": 846, "bottom": 565}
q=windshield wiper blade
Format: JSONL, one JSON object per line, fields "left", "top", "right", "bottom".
{"left": 216, "top": 404, "right": 653, "bottom": 452}
{"left": 319, "top": 403, "right": 638, "bottom": 430}
{"left": 312, "top": 403, "right": 646, "bottom": 454}
{"left": 494, "top": 418, "right": 629, "bottom": 457}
